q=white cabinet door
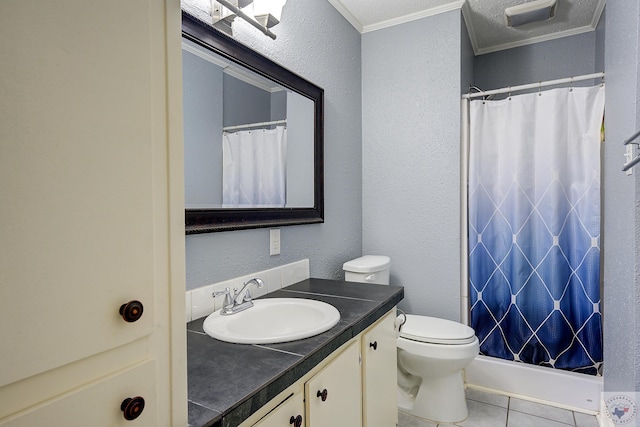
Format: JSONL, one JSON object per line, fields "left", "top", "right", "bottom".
{"left": 306, "top": 341, "right": 362, "bottom": 427}
{"left": 0, "top": 0, "right": 185, "bottom": 424}
{"left": 1, "top": 361, "right": 157, "bottom": 427}
{"left": 253, "top": 392, "right": 304, "bottom": 427}
{"left": 362, "top": 311, "right": 398, "bottom": 427}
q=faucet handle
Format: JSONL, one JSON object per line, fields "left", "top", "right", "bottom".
{"left": 212, "top": 287, "right": 233, "bottom": 309}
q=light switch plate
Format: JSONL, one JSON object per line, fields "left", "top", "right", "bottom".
{"left": 270, "top": 229, "right": 280, "bottom": 255}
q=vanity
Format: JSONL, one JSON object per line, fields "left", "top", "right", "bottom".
{"left": 187, "top": 278, "right": 404, "bottom": 427}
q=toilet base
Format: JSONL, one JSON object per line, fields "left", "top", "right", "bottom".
{"left": 397, "top": 370, "right": 468, "bottom": 423}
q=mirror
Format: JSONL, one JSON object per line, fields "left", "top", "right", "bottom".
{"left": 182, "top": 12, "right": 324, "bottom": 234}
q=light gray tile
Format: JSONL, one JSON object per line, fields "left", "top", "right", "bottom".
{"left": 574, "top": 411, "right": 599, "bottom": 427}
{"left": 509, "top": 398, "right": 574, "bottom": 424}
{"left": 456, "top": 399, "right": 508, "bottom": 427}
{"left": 507, "top": 410, "right": 573, "bottom": 427}
{"left": 398, "top": 410, "right": 438, "bottom": 427}
{"left": 466, "top": 388, "right": 509, "bottom": 408}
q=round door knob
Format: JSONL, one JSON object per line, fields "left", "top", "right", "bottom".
{"left": 317, "top": 388, "right": 328, "bottom": 402}
{"left": 119, "top": 300, "right": 144, "bottom": 323}
{"left": 121, "top": 396, "right": 145, "bottom": 420}
{"left": 289, "top": 415, "right": 302, "bottom": 427}
{"left": 369, "top": 341, "right": 378, "bottom": 350}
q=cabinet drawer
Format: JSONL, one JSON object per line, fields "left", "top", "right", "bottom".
{"left": 0, "top": 360, "right": 156, "bottom": 427}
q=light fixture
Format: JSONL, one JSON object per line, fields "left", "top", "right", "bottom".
{"left": 253, "top": 0, "right": 286, "bottom": 28}
{"left": 211, "top": 0, "right": 287, "bottom": 39}
{"left": 505, "top": 0, "right": 557, "bottom": 28}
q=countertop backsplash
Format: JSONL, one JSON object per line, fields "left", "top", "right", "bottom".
{"left": 186, "top": 259, "right": 310, "bottom": 322}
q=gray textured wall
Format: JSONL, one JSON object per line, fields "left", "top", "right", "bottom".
{"left": 185, "top": 0, "right": 363, "bottom": 290}
{"left": 362, "top": 11, "right": 464, "bottom": 321}
{"left": 474, "top": 31, "right": 601, "bottom": 93}
{"left": 603, "top": 1, "right": 639, "bottom": 393}
{"left": 461, "top": 15, "right": 475, "bottom": 97}
{"left": 183, "top": 50, "right": 223, "bottom": 207}
{"left": 223, "top": 74, "right": 273, "bottom": 127}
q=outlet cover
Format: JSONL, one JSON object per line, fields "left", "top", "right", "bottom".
{"left": 270, "top": 229, "right": 280, "bottom": 255}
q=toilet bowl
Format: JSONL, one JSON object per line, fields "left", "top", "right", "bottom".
{"left": 397, "top": 315, "right": 479, "bottom": 423}
{"left": 342, "top": 256, "right": 479, "bottom": 424}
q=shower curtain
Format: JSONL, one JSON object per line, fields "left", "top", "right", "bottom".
{"left": 468, "top": 85, "right": 605, "bottom": 375}
{"left": 222, "top": 126, "right": 287, "bottom": 207}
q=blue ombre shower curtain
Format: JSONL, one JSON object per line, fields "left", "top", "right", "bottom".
{"left": 468, "top": 85, "right": 605, "bottom": 375}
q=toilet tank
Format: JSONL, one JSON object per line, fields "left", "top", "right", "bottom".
{"left": 343, "top": 255, "right": 390, "bottom": 285}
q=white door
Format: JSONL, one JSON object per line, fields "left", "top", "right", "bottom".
{"left": 0, "top": 0, "right": 185, "bottom": 424}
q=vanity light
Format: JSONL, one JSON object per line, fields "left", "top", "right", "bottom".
{"left": 505, "top": 0, "right": 557, "bottom": 28}
{"left": 211, "top": 0, "right": 250, "bottom": 25}
{"left": 211, "top": 0, "right": 287, "bottom": 39}
{"left": 253, "top": 0, "right": 286, "bottom": 28}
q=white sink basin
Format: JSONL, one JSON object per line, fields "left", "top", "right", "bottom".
{"left": 203, "top": 298, "right": 341, "bottom": 344}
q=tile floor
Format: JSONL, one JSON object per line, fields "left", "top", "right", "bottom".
{"left": 398, "top": 388, "right": 600, "bottom": 427}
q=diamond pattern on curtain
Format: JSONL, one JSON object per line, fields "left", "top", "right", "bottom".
{"left": 468, "top": 85, "right": 605, "bottom": 375}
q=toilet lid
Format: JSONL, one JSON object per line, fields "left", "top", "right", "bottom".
{"left": 400, "top": 315, "right": 477, "bottom": 345}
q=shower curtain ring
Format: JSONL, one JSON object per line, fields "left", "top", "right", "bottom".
{"left": 570, "top": 77, "right": 574, "bottom": 92}
{"left": 508, "top": 86, "right": 511, "bottom": 100}
{"left": 538, "top": 82, "right": 542, "bottom": 96}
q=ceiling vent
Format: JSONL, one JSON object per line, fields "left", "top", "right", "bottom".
{"left": 505, "top": 0, "right": 558, "bottom": 28}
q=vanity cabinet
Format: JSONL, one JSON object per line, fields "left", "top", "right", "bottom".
{"left": 362, "top": 310, "right": 398, "bottom": 427}
{"left": 244, "top": 310, "right": 396, "bottom": 427}
{"left": 0, "top": 1, "right": 185, "bottom": 425}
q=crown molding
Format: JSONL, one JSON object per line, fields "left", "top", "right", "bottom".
{"left": 461, "top": 1, "right": 480, "bottom": 55}
{"left": 362, "top": 0, "right": 465, "bottom": 33}
{"left": 474, "top": 24, "right": 599, "bottom": 56}
{"left": 330, "top": 0, "right": 606, "bottom": 56}
{"left": 327, "top": 0, "right": 364, "bottom": 33}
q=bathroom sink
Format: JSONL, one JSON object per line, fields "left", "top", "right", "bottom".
{"left": 203, "top": 298, "right": 341, "bottom": 344}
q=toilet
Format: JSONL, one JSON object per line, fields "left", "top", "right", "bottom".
{"left": 343, "top": 255, "right": 479, "bottom": 424}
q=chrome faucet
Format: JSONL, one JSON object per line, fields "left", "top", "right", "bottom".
{"left": 212, "top": 278, "right": 264, "bottom": 315}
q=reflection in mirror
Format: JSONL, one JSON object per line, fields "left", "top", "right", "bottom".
{"left": 182, "top": 12, "right": 324, "bottom": 234}
{"left": 183, "top": 39, "right": 315, "bottom": 209}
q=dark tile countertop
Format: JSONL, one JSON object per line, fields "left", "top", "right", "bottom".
{"left": 186, "top": 278, "right": 404, "bottom": 427}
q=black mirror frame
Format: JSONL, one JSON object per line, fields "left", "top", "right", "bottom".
{"left": 182, "top": 12, "right": 324, "bottom": 234}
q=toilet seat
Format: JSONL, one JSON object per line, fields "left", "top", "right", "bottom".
{"left": 400, "top": 315, "right": 476, "bottom": 345}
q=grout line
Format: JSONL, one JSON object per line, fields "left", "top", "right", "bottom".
{"left": 252, "top": 344, "right": 304, "bottom": 357}
{"left": 466, "top": 396, "right": 509, "bottom": 410}
{"left": 188, "top": 399, "right": 220, "bottom": 413}
{"left": 507, "top": 408, "right": 575, "bottom": 426}
{"left": 281, "top": 288, "right": 378, "bottom": 302}
{"left": 505, "top": 396, "right": 510, "bottom": 427}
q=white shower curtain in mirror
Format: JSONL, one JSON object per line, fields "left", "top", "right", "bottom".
{"left": 222, "top": 126, "right": 287, "bottom": 207}
{"left": 468, "top": 85, "right": 605, "bottom": 374}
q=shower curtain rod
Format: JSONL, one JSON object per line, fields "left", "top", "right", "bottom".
{"left": 462, "top": 72, "right": 605, "bottom": 100}
{"left": 223, "top": 119, "right": 286, "bottom": 132}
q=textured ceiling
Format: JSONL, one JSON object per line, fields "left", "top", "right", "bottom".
{"left": 327, "top": 0, "right": 606, "bottom": 55}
